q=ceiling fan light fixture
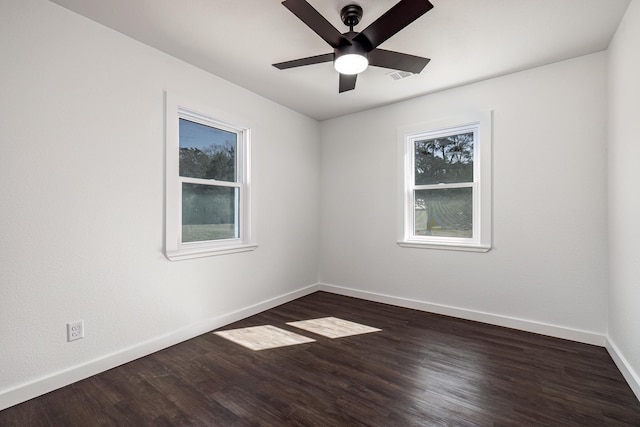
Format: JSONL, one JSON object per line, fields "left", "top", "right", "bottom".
{"left": 334, "top": 53, "right": 368, "bottom": 75}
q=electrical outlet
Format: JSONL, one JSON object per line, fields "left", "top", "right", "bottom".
{"left": 67, "top": 320, "right": 84, "bottom": 342}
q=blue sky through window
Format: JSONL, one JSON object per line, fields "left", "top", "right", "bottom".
{"left": 179, "top": 118, "right": 236, "bottom": 151}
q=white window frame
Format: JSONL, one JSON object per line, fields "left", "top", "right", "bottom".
{"left": 398, "top": 111, "right": 492, "bottom": 252}
{"left": 164, "top": 92, "right": 257, "bottom": 260}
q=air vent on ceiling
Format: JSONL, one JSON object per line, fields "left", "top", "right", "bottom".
{"left": 387, "top": 70, "right": 414, "bottom": 81}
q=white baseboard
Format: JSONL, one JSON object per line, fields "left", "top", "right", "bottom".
{"left": 0, "top": 284, "right": 319, "bottom": 411}
{"left": 606, "top": 338, "right": 640, "bottom": 401}
{"left": 318, "top": 283, "right": 606, "bottom": 346}
{"left": 2, "top": 282, "right": 625, "bottom": 411}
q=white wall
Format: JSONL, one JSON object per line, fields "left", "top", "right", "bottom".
{"left": 2, "top": 0, "right": 636, "bottom": 411}
{"left": 608, "top": 0, "right": 640, "bottom": 398}
{"left": 319, "top": 52, "right": 609, "bottom": 342}
{"left": 0, "top": 0, "right": 320, "bottom": 409}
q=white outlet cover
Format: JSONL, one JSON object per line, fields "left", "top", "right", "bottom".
{"left": 67, "top": 320, "right": 84, "bottom": 342}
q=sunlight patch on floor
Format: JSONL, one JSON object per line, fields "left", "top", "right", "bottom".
{"left": 287, "top": 317, "right": 381, "bottom": 338}
{"left": 214, "top": 325, "right": 315, "bottom": 350}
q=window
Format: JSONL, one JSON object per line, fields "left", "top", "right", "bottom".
{"left": 398, "top": 112, "right": 492, "bottom": 252}
{"left": 165, "top": 93, "right": 256, "bottom": 260}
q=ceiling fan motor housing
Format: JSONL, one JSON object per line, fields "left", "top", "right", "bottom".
{"left": 341, "top": 4, "right": 363, "bottom": 29}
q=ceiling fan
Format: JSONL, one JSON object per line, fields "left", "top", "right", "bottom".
{"left": 273, "top": 0, "right": 434, "bottom": 93}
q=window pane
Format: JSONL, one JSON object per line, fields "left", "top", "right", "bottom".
{"left": 414, "top": 132, "right": 474, "bottom": 185}
{"left": 179, "top": 118, "right": 237, "bottom": 181}
{"left": 182, "top": 183, "right": 238, "bottom": 242}
{"left": 414, "top": 187, "right": 472, "bottom": 238}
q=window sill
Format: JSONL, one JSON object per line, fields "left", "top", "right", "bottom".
{"left": 397, "top": 240, "right": 491, "bottom": 253}
{"left": 165, "top": 243, "right": 258, "bottom": 261}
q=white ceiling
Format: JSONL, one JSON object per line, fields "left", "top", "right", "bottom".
{"left": 50, "top": 0, "right": 630, "bottom": 121}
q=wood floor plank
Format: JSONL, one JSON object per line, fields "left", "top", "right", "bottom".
{"left": 2, "top": 291, "right": 639, "bottom": 426}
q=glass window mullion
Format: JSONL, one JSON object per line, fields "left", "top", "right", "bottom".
{"left": 180, "top": 176, "right": 240, "bottom": 188}
{"left": 413, "top": 182, "right": 474, "bottom": 191}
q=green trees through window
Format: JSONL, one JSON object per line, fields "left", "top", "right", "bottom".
{"left": 412, "top": 131, "right": 475, "bottom": 238}
{"left": 414, "top": 132, "right": 474, "bottom": 185}
{"left": 179, "top": 118, "right": 239, "bottom": 243}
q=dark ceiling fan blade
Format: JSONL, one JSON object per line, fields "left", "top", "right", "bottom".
{"left": 339, "top": 73, "right": 357, "bottom": 93}
{"left": 354, "top": 0, "right": 434, "bottom": 51}
{"left": 282, "top": 0, "right": 350, "bottom": 48}
{"left": 368, "top": 48, "right": 430, "bottom": 74}
{"left": 273, "top": 53, "right": 334, "bottom": 70}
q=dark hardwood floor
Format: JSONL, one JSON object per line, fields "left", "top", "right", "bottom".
{"left": 2, "top": 292, "right": 640, "bottom": 426}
